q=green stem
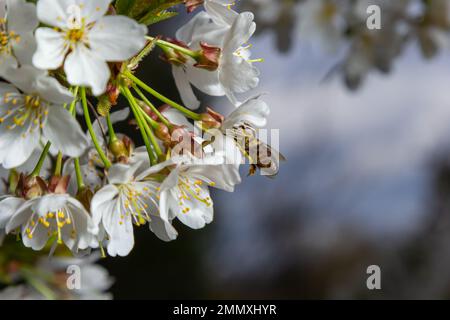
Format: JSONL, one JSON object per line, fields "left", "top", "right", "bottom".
{"left": 21, "top": 268, "right": 56, "bottom": 300}
{"left": 125, "top": 71, "right": 201, "bottom": 121}
{"left": 69, "top": 86, "right": 79, "bottom": 116}
{"left": 137, "top": 107, "right": 163, "bottom": 157}
{"left": 81, "top": 87, "right": 111, "bottom": 169}
{"left": 106, "top": 112, "right": 117, "bottom": 142}
{"left": 147, "top": 36, "right": 200, "bottom": 59}
{"left": 54, "top": 152, "right": 63, "bottom": 176}
{"left": 122, "top": 87, "right": 157, "bottom": 165}
{"left": 74, "top": 158, "right": 84, "bottom": 190}
{"left": 30, "top": 142, "right": 51, "bottom": 177}
{"left": 132, "top": 84, "right": 171, "bottom": 127}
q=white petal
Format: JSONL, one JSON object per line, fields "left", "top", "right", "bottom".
{"left": 223, "top": 12, "right": 256, "bottom": 53}
{"left": 1, "top": 65, "right": 46, "bottom": 94}
{"left": 0, "top": 197, "right": 25, "bottom": 229}
{"left": 185, "top": 65, "right": 225, "bottom": 96}
{"left": 223, "top": 95, "right": 270, "bottom": 128}
{"left": 172, "top": 66, "right": 200, "bottom": 110}
{"left": 219, "top": 55, "right": 259, "bottom": 95}
{"left": 77, "top": 0, "right": 112, "bottom": 24}
{"left": 35, "top": 73, "right": 73, "bottom": 104}
{"left": 149, "top": 215, "right": 178, "bottom": 242}
{"left": 0, "top": 54, "right": 17, "bottom": 76}
{"left": 172, "top": 184, "right": 214, "bottom": 229}
{"left": 64, "top": 45, "right": 110, "bottom": 96}
{"left": 103, "top": 198, "right": 134, "bottom": 257}
{"left": 33, "top": 28, "right": 68, "bottom": 70}
{"left": 5, "top": 201, "right": 33, "bottom": 233}
{"left": 0, "top": 118, "right": 40, "bottom": 169}
{"left": 204, "top": 1, "right": 238, "bottom": 27}
{"left": 107, "top": 163, "right": 140, "bottom": 185}
{"left": 36, "top": 0, "right": 73, "bottom": 28}
{"left": 6, "top": 0, "right": 38, "bottom": 33}
{"left": 11, "top": 33, "right": 36, "bottom": 66}
{"left": 88, "top": 15, "right": 147, "bottom": 61}
{"left": 43, "top": 105, "right": 89, "bottom": 158}
{"left": 90, "top": 184, "right": 118, "bottom": 233}
{"left": 162, "top": 107, "right": 194, "bottom": 129}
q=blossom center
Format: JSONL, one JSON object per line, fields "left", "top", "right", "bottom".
{"left": 233, "top": 43, "right": 264, "bottom": 64}
{"left": 177, "top": 176, "right": 213, "bottom": 213}
{"left": 0, "top": 92, "right": 49, "bottom": 138}
{"left": 118, "top": 184, "right": 158, "bottom": 227}
{"left": 66, "top": 28, "right": 85, "bottom": 43}
{"left": 0, "top": 27, "right": 21, "bottom": 56}
{"left": 25, "top": 209, "right": 75, "bottom": 245}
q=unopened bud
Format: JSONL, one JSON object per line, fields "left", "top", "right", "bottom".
{"left": 48, "top": 175, "right": 70, "bottom": 194}
{"left": 160, "top": 38, "right": 189, "bottom": 66}
{"left": 194, "top": 42, "right": 221, "bottom": 71}
{"left": 137, "top": 100, "right": 159, "bottom": 121}
{"left": 155, "top": 123, "right": 171, "bottom": 143}
{"left": 76, "top": 187, "right": 94, "bottom": 211}
{"left": 97, "top": 95, "right": 112, "bottom": 117}
{"left": 184, "top": 0, "right": 204, "bottom": 13}
{"left": 106, "top": 83, "right": 120, "bottom": 106}
{"left": 16, "top": 174, "right": 47, "bottom": 199}
{"left": 199, "top": 107, "right": 224, "bottom": 129}
{"left": 109, "top": 138, "right": 129, "bottom": 162}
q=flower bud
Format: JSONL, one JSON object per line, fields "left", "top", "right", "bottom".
{"left": 137, "top": 100, "right": 159, "bottom": 121}
{"left": 199, "top": 107, "right": 224, "bottom": 129}
{"left": 16, "top": 174, "right": 48, "bottom": 199}
{"left": 109, "top": 137, "right": 130, "bottom": 163}
{"left": 194, "top": 42, "right": 221, "bottom": 71}
{"left": 106, "top": 83, "right": 120, "bottom": 106}
{"left": 160, "top": 38, "right": 189, "bottom": 66}
{"left": 76, "top": 186, "right": 94, "bottom": 212}
{"left": 48, "top": 175, "right": 70, "bottom": 194}
{"left": 155, "top": 123, "right": 171, "bottom": 144}
{"left": 97, "top": 95, "right": 112, "bottom": 117}
{"left": 184, "top": 0, "right": 204, "bottom": 13}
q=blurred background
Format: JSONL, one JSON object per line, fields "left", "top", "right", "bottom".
{"left": 101, "top": 0, "right": 450, "bottom": 299}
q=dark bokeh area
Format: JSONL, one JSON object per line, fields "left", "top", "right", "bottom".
{"left": 103, "top": 2, "right": 450, "bottom": 299}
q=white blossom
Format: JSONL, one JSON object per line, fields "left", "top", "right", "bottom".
{"left": 173, "top": 10, "right": 259, "bottom": 108}
{"left": 0, "top": 0, "right": 38, "bottom": 75}
{"left": 32, "top": 0, "right": 147, "bottom": 96}
{"left": 0, "top": 66, "right": 89, "bottom": 169}
{"left": 5, "top": 193, "right": 96, "bottom": 252}
{"left": 91, "top": 162, "right": 177, "bottom": 257}
{"left": 158, "top": 154, "right": 240, "bottom": 230}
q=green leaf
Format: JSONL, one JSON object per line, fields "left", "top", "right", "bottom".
{"left": 139, "top": 10, "right": 179, "bottom": 25}
{"left": 115, "top": 0, "right": 137, "bottom": 15}
{"left": 114, "top": 0, "right": 184, "bottom": 25}
{"left": 138, "top": 1, "right": 184, "bottom": 25}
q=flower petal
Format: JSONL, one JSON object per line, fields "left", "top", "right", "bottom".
{"left": 223, "top": 95, "right": 270, "bottom": 128}
{"left": 149, "top": 215, "right": 178, "bottom": 242}
{"left": 204, "top": 0, "right": 238, "bottom": 27}
{"left": 172, "top": 66, "right": 200, "bottom": 110}
{"left": 90, "top": 184, "right": 119, "bottom": 233}
{"left": 43, "top": 105, "right": 89, "bottom": 158}
{"left": 6, "top": 0, "right": 38, "bottom": 33}
{"left": 33, "top": 28, "right": 68, "bottom": 70}
{"left": 185, "top": 65, "right": 225, "bottom": 96}
{"left": 88, "top": 15, "right": 147, "bottom": 61}
{"left": 64, "top": 45, "right": 110, "bottom": 96}
{"left": 11, "top": 33, "right": 36, "bottom": 66}
{"left": 0, "top": 197, "right": 25, "bottom": 229}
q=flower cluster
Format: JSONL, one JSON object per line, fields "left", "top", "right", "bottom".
{"left": 0, "top": 0, "right": 280, "bottom": 262}
{"left": 244, "top": 0, "right": 450, "bottom": 89}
